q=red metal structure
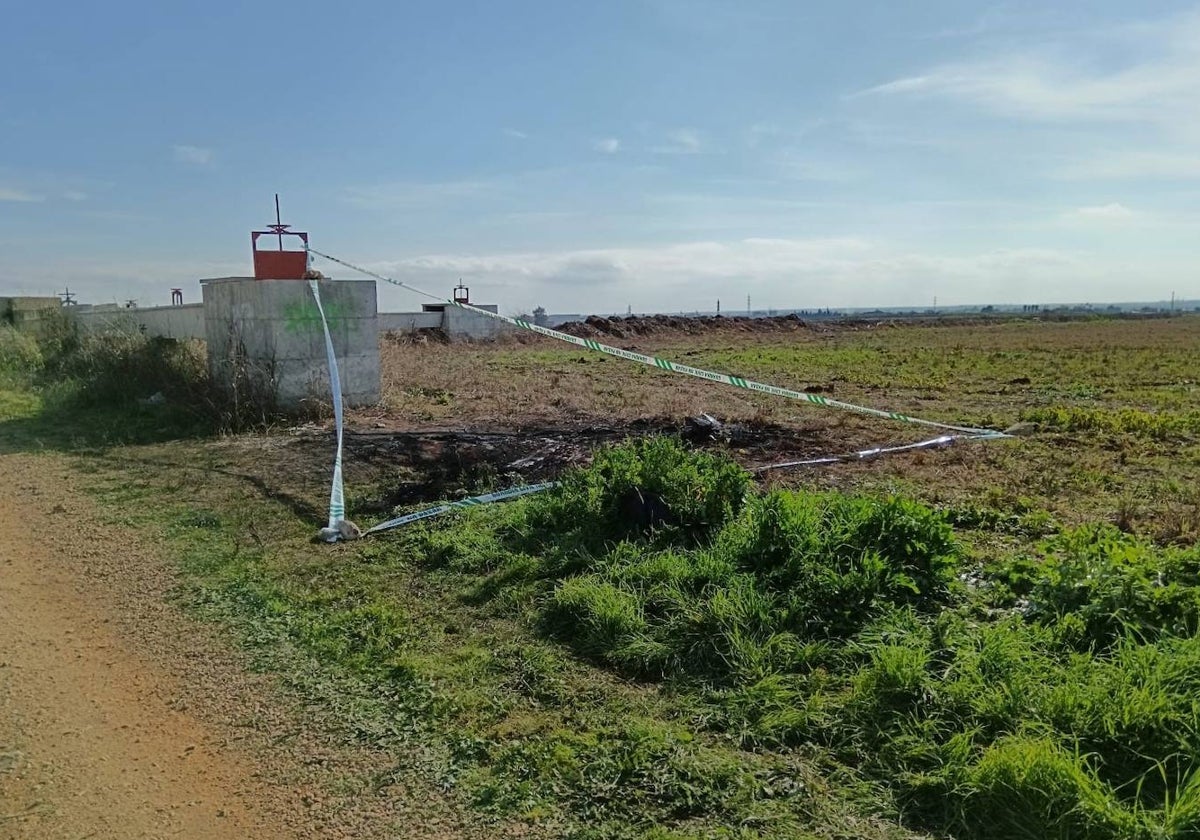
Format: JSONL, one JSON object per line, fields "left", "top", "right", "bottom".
{"left": 251, "top": 194, "right": 309, "bottom": 280}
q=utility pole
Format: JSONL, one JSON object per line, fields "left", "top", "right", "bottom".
{"left": 746, "top": 295, "right": 751, "bottom": 316}
{"left": 1171, "top": 291, "right": 1176, "bottom": 312}
{"left": 716, "top": 299, "right": 720, "bottom": 315}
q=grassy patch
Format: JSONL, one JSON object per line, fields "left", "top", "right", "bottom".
{"left": 398, "top": 439, "right": 1200, "bottom": 838}
{"left": 1021, "top": 406, "right": 1200, "bottom": 440}
{"left": 0, "top": 318, "right": 313, "bottom": 451}
{"left": 69, "top": 436, "right": 915, "bottom": 838}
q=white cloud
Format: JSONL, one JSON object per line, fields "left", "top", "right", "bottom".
{"left": 653, "top": 128, "right": 706, "bottom": 154}
{"left": 6, "top": 237, "right": 1188, "bottom": 314}
{"left": 592, "top": 137, "right": 620, "bottom": 154}
{"left": 0, "top": 255, "right": 246, "bottom": 303}
{"left": 0, "top": 187, "right": 43, "bottom": 202}
{"left": 340, "top": 167, "right": 577, "bottom": 210}
{"left": 852, "top": 11, "right": 1200, "bottom": 195}
{"left": 172, "top": 144, "right": 213, "bottom": 165}
{"left": 771, "top": 151, "right": 862, "bottom": 182}
{"left": 503, "top": 128, "right": 529, "bottom": 139}
{"left": 856, "top": 11, "right": 1200, "bottom": 126}
{"left": 745, "top": 119, "right": 828, "bottom": 150}
{"left": 347, "top": 236, "right": 1178, "bottom": 313}
{"left": 1069, "top": 202, "right": 1136, "bottom": 221}
{"left": 857, "top": 55, "right": 1195, "bottom": 123}
{"left": 63, "top": 190, "right": 88, "bottom": 201}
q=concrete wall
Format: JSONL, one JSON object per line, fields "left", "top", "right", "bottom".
{"left": 378, "top": 311, "right": 443, "bottom": 333}
{"left": 444, "top": 305, "right": 510, "bottom": 340}
{"left": 69, "top": 303, "right": 205, "bottom": 340}
{"left": 202, "top": 278, "right": 380, "bottom": 407}
{"left": 378, "top": 304, "right": 514, "bottom": 340}
{"left": 1, "top": 296, "right": 62, "bottom": 332}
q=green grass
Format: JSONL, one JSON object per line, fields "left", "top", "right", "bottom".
{"left": 0, "top": 387, "right": 40, "bottom": 422}
{"left": 1020, "top": 406, "right": 1200, "bottom": 440}
{"left": 6, "top": 315, "right": 1200, "bottom": 838}
{"left": 57, "top": 436, "right": 913, "bottom": 838}
{"left": 0, "top": 319, "right": 314, "bottom": 453}
{"left": 95, "top": 430, "right": 1181, "bottom": 838}
{"left": 394, "top": 439, "right": 1200, "bottom": 839}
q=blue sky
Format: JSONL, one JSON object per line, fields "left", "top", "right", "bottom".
{"left": 2, "top": 1, "right": 1198, "bottom": 313}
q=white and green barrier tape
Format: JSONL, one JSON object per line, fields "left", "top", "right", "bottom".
{"left": 363, "top": 482, "right": 559, "bottom": 536}
{"left": 307, "top": 247, "right": 1009, "bottom": 439}
{"left": 756, "top": 432, "right": 966, "bottom": 471}
{"left": 362, "top": 432, "right": 984, "bottom": 536}
{"left": 304, "top": 247, "right": 1013, "bottom": 540}
{"left": 308, "top": 279, "right": 350, "bottom": 541}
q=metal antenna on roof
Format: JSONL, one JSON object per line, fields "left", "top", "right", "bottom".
{"left": 273, "top": 193, "right": 284, "bottom": 251}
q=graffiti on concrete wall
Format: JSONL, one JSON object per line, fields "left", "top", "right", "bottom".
{"left": 282, "top": 295, "right": 360, "bottom": 335}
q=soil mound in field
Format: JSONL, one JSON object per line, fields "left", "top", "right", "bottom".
{"left": 557, "top": 313, "right": 836, "bottom": 339}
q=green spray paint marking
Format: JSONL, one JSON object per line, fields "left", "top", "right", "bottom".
{"left": 283, "top": 297, "right": 359, "bottom": 334}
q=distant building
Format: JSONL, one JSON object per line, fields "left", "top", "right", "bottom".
{"left": 0, "top": 296, "right": 62, "bottom": 332}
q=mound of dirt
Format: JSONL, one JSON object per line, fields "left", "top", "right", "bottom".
{"left": 549, "top": 311, "right": 1154, "bottom": 340}
{"left": 557, "top": 313, "right": 842, "bottom": 339}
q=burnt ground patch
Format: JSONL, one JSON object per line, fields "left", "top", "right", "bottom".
{"left": 266, "top": 416, "right": 849, "bottom": 519}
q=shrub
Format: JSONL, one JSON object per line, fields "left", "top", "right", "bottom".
{"left": 43, "top": 332, "right": 208, "bottom": 408}
{"left": 0, "top": 324, "right": 42, "bottom": 387}
{"left": 715, "top": 490, "right": 959, "bottom": 637}
{"left": 1021, "top": 406, "right": 1200, "bottom": 440}
{"left": 471, "top": 718, "right": 766, "bottom": 824}
{"left": 1041, "top": 635, "right": 1200, "bottom": 800}
{"left": 530, "top": 443, "right": 960, "bottom": 687}
{"left": 546, "top": 576, "right": 648, "bottom": 663}
{"left": 527, "top": 437, "right": 749, "bottom": 554}
{"left": 5, "top": 319, "right": 314, "bottom": 436}
{"left": 1024, "top": 525, "right": 1200, "bottom": 650}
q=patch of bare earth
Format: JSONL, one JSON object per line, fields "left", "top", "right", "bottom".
{"left": 0, "top": 452, "right": 492, "bottom": 840}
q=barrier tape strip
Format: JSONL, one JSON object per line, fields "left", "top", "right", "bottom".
{"left": 306, "top": 247, "right": 1009, "bottom": 439}
{"left": 363, "top": 482, "right": 559, "bottom": 536}
{"left": 754, "top": 432, "right": 975, "bottom": 472}
{"left": 364, "top": 430, "right": 1001, "bottom": 535}
{"left": 309, "top": 279, "right": 347, "bottom": 529}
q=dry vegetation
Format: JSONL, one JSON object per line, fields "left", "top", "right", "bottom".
{"left": 376, "top": 315, "right": 1200, "bottom": 539}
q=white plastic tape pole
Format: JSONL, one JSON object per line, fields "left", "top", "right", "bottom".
{"left": 364, "top": 481, "right": 559, "bottom": 536}
{"left": 309, "top": 279, "right": 347, "bottom": 529}
{"left": 306, "top": 247, "right": 1008, "bottom": 439}
{"left": 755, "top": 432, "right": 964, "bottom": 472}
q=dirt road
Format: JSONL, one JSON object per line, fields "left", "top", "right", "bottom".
{"left": 0, "top": 453, "right": 303, "bottom": 839}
